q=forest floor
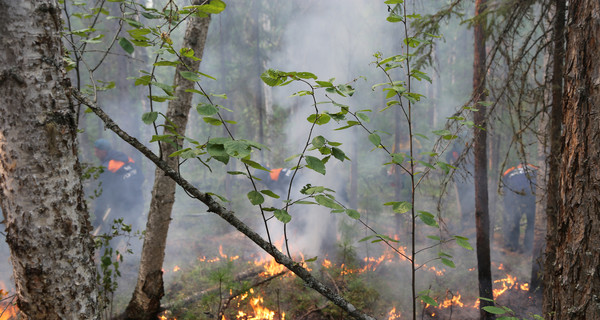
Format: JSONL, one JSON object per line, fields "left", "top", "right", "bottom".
{"left": 106, "top": 218, "right": 544, "bottom": 320}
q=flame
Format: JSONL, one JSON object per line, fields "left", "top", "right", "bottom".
{"left": 254, "top": 257, "right": 286, "bottom": 277}
{"left": 234, "top": 292, "right": 285, "bottom": 320}
{"left": 387, "top": 307, "right": 401, "bottom": 319}
{"left": 493, "top": 274, "right": 517, "bottom": 298}
{"left": 322, "top": 259, "right": 332, "bottom": 269}
{"left": 498, "top": 263, "right": 504, "bottom": 270}
{"left": 438, "top": 292, "right": 464, "bottom": 308}
{"left": 173, "top": 265, "right": 180, "bottom": 272}
{"left": 0, "top": 282, "right": 18, "bottom": 320}
{"left": 157, "top": 310, "right": 176, "bottom": 320}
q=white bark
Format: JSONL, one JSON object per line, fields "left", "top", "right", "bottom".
{"left": 0, "top": 1, "right": 99, "bottom": 319}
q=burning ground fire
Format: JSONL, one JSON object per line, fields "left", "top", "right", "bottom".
{"left": 0, "top": 282, "right": 18, "bottom": 320}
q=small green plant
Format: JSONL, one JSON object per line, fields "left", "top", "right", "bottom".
{"left": 94, "top": 219, "right": 134, "bottom": 319}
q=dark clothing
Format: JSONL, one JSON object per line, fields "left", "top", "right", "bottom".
{"left": 502, "top": 164, "right": 537, "bottom": 252}
{"left": 94, "top": 149, "right": 144, "bottom": 233}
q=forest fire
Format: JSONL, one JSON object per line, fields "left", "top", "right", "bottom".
{"left": 233, "top": 288, "right": 284, "bottom": 320}
{"left": 386, "top": 307, "right": 401, "bottom": 319}
{"left": 0, "top": 282, "right": 18, "bottom": 320}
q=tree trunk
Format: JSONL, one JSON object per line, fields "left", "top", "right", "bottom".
{"left": 545, "top": 0, "right": 600, "bottom": 318}
{"left": 125, "top": 10, "right": 211, "bottom": 320}
{"left": 473, "top": 0, "right": 495, "bottom": 318}
{"left": 540, "top": 0, "right": 565, "bottom": 302}
{"left": 0, "top": 1, "right": 99, "bottom": 319}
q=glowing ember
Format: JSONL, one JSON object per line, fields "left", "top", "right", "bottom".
{"left": 173, "top": 265, "right": 180, "bottom": 272}
{"left": 157, "top": 310, "right": 176, "bottom": 320}
{"left": 498, "top": 263, "right": 504, "bottom": 270}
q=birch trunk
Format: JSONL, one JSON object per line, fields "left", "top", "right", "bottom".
{"left": 0, "top": 0, "right": 98, "bottom": 319}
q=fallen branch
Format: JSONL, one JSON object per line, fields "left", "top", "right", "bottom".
{"left": 74, "top": 90, "right": 378, "bottom": 320}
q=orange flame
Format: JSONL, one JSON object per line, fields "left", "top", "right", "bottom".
{"left": 322, "top": 259, "right": 332, "bottom": 269}
{"left": 439, "top": 292, "right": 464, "bottom": 308}
{"left": 234, "top": 292, "right": 285, "bottom": 320}
{"left": 387, "top": 307, "right": 401, "bottom": 319}
{"left": 0, "top": 282, "right": 18, "bottom": 320}
{"left": 173, "top": 265, "right": 180, "bottom": 272}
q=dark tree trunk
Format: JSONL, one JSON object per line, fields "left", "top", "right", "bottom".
{"left": 473, "top": 0, "right": 495, "bottom": 318}
{"left": 545, "top": 0, "right": 600, "bottom": 318}
{"left": 535, "top": 0, "right": 565, "bottom": 295}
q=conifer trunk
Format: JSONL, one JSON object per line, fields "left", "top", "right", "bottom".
{"left": 473, "top": 0, "right": 494, "bottom": 318}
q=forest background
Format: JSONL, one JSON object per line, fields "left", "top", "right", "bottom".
{"left": 0, "top": 0, "right": 585, "bottom": 319}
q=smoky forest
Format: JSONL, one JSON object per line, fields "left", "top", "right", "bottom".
{"left": 1, "top": 0, "right": 599, "bottom": 320}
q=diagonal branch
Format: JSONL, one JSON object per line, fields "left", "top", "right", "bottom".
{"left": 72, "top": 90, "right": 378, "bottom": 320}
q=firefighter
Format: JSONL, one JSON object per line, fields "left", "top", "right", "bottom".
{"left": 92, "top": 139, "right": 144, "bottom": 236}
{"left": 254, "top": 167, "right": 294, "bottom": 196}
{"left": 502, "top": 163, "right": 537, "bottom": 252}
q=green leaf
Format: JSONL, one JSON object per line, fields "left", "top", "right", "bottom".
{"left": 224, "top": 140, "right": 251, "bottom": 158}
{"left": 203, "top": 117, "right": 222, "bottom": 126}
{"left": 153, "top": 60, "right": 179, "bottom": 67}
{"left": 274, "top": 209, "right": 292, "bottom": 224}
{"left": 247, "top": 191, "right": 264, "bottom": 205}
{"left": 331, "top": 147, "right": 346, "bottom": 161}
{"left": 384, "top": 201, "right": 412, "bottom": 214}
{"left": 368, "top": 133, "right": 381, "bottom": 146}
{"left": 357, "top": 112, "right": 370, "bottom": 123}
{"left": 197, "top": 103, "right": 219, "bottom": 116}
{"left": 316, "top": 80, "right": 333, "bottom": 87}
{"left": 118, "top": 37, "right": 134, "bottom": 54}
{"left": 242, "top": 158, "right": 269, "bottom": 171}
{"left": 418, "top": 211, "right": 438, "bottom": 227}
{"left": 345, "top": 209, "right": 360, "bottom": 219}
{"left": 180, "top": 71, "right": 201, "bottom": 82}
{"left": 454, "top": 236, "right": 474, "bottom": 250}
{"left": 315, "top": 195, "right": 343, "bottom": 210}
{"left": 482, "top": 306, "right": 508, "bottom": 315}
{"left": 261, "top": 189, "right": 280, "bottom": 199}
{"left": 307, "top": 113, "right": 331, "bottom": 125}
{"left": 141, "top": 111, "right": 158, "bottom": 124}
{"left": 305, "top": 156, "right": 326, "bottom": 175}
{"left": 295, "top": 72, "right": 317, "bottom": 79}
{"left": 134, "top": 75, "right": 152, "bottom": 86}
{"left": 391, "top": 153, "right": 405, "bottom": 164}
{"left": 419, "top": 295, "right": 438, "bottom": 307}
{"left": 312, "top": 135, "right": 326, "bottom": 148}
{"left": 149, "top": 134, "right": 174, "bottom": 143}
{"left": 427, "top": 235, "right": 441, "bottom": 241}
{"left": 151, "top": 81, "right": 174, "bottom": 96}
{"left": 441, "top": 258, "right": 456, "bottom": 268}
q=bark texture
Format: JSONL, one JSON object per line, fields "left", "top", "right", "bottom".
{"left": 546, "top": 0, "right": 600, "bottom": 318}
{"left": 535, "top": 0, "right": 565, "bottom": 295}
{"left": 0, "top": 1, "right": 98, "bottom": 319}
{"left": 125, "top": 11, "right": 211, "bottom": 320}
{"left": 473, "top": 0, "right": 494, "bottom": 318}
